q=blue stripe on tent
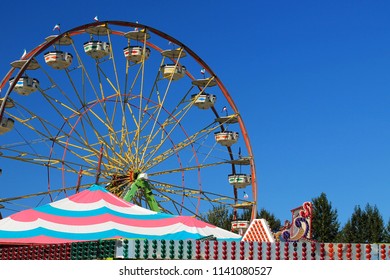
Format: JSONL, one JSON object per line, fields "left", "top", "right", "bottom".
{"left": 36, "top": 205, "right": 174, "bottom": 220}
{"left": 87, "top": 184, "right": 109, "bottom": 192}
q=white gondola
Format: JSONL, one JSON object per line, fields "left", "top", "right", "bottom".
{"left": 161, "top": 64, "right": 186, "bottom": 80}
{"left": 231, "top": 220, "right": 250, "bottom": 229}
{"left": 215, "top": 114, "right": 239, "bottom": 124}
{"left": 161, "top": 48, "right": 186, "bottom": 59}
{"left": 45, "top": 35, "right": 73, "bottom": 46}
{"left": 9, "top": 76, "right": 39, "bottom": 96}
{"left": 228, "top": 173, "right": 251, "bottom": 188}
{"left": 231, "top": 220, "right": 250, "bottom": 235}
{"left": 191, "top": 77, "right": 217, "bottom": 87}
{"left": 230, "top": 156, "right": 251, "bottom": 166}
{"left": 11, "top": 59, "right": 40, "bottom": 70}
{"left": 0, "top": 98, "right": 15, "bottom": 108}
{"left": 84, "top": 41, "right": 111, "bottom": 59}
{"left": 44, "top": 51, "right": 73, "bottom": 69}
{"left": 86, "top": 24, "right": 111, "bottom": 36}
{"left": 123, "top": 46, "right": 150, "bottom": 63}
{"left": 232, "top": 202, "right": 253, "bottom": 209}
{"left": 0, "top": 118, "right": 14, "bottom": 135}
{"left": 191, "top": 93, "right": 216, "bottom": 109}
{"left": 214, "top": 131, "right": 239, "bottom": 146}
{"left": 124, "top": 30, "right": 151, "bottom": 41}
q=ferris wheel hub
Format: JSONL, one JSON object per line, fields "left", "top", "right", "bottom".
{"left": 137, "top": 173, "right": 148, "bottom": 180}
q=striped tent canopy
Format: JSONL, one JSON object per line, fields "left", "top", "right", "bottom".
{"left": 0, "top": 185, "right": 241, "bottom": 244}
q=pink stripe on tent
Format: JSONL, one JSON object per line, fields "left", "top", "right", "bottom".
{"left": 10, "top": 210, "right": 216, "bottom": 228}
{"left": 67, "top": 189, "right": 132, "bottom": 207}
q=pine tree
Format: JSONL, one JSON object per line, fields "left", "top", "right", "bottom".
{"left": 365, "top": 204, "right": 385, "bottom": 243}
{"left": 338, "top": 204, "right": 386, "bottom": 243}
{"left": 338, "top": 206, "right": 366, "bottom": 243}
{"left": 385, "top": 219, "right": 390, "bottom": 243}
{"left": 201, "top": 205, "right": 233, "bottom": 231}
{"left": 257, "top": 208, "right": 282, "bottom": 232}
{"left": 311, "top": 192, "right": 340, "bottom": 242}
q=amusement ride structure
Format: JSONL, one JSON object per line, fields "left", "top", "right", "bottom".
{"left": 0, "top": 20, "right": 257, "bottom": 230}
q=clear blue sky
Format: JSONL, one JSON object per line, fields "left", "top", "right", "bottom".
{"left": 1, "top": 0, "right": 390, "bottom": 226}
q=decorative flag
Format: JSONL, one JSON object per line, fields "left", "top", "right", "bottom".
{"left": 134, "top": 20, "right": 139, "bottom": 31}
{"left": 200, "top": 68, "right": 205, "bottom": 75}
{"left": 221, "top": 106, "right": 228, "bottom": 116}
{"left": 243, "top": 192, "right": 249, "bottom": 199}
{"left": 53, "top": 24, "right": 60, "bottom": 31}
{"left": 21, "top": 49, "right": 27, "bottom": 59}
{"left": 94, "top": 16, "right": 99, "bottom": 22}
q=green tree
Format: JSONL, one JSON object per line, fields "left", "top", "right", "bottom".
{"left": 385, "top": 219, "right": 390, "bottom": 243}
{"left": 311, "top": 192, "right": 340, "bottom": 242}
{"left": 201, "top": 205, "right": 233, "bottom": 231}
{"left": 365, "top": 204, "right": 385, "bottom": 242}
{"left": 338, "top": 204, "right": 385, "bottom": 243}
{"left": 257, "top": 208, "right": 282, "bottom": 232}
{"left": 238, "top": 208, "right": 281, "bottom": 232}
{"left": 338, "top": 206, "right": 365, "bottom": 243}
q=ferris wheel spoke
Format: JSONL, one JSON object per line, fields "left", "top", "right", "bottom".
{"left": 64, "top": 103, "right": 131, "bottom": 168}
{"left": 5, "top": 106, "right": 127, "bottom": 176}
{"left": 149, "top": 179, "right": 244, "bottom": 217}
{"left": 127, "top": 110, "right": 157, "bottom": 169}
{"left": 134, "top": 74, "right": 160, "bottom": 167}
{"left": 140, "top": 88, "right": 235, "bottom": 171}
{"left": 33, "top": 61, "right": 79, "bottom": 107}
{"left": 6, "top": 109, "right": 56, "bottom": 142}
{"left": 151, "top": 185, "right": 199, "bottom": 217}
{"left": 54, "top": 130, "right": 131, "bottom": 179}
{"left": 93, "top": 68, "right": 124, "bottom": 150}
{"left": 151, "top": 180, "right": 243, "bottom": 206}
{"left": 138, "top": 92, "right": 195, "bottom": 166}
{"left": 0, "top": 148, "right": 58, "bottom": 167}
{"left": 148, "top": 160, "right": 231, "bottom": 176}
{"left": 3, "top": 111, "right": 98, "bottom": 172}
{"left": 142, "top": 122, "right": 220, "bottom": 171}
{"left": 87, "top": 52, "right": 138, "bottom": 164}
{"left": 111, "top": 96, "right": 130, "bottom": 157}
{"left": 107, "top": 32, "right": 133, "bottom": 155}
{"left": 124, "top": 99, "right": 141, "bottom": 169}
{"left": 137, "top": 53, "right": 186, "bottom": 167}
{"left": 164, "top": 86, "right": 194, "bottom": 118}
{"left": 39, "top": 88, "right": 80, "bottom": 118}
{"left": 107, "top": 32, "right": 121, "bottom": 92}
{"left": 133, "top": 43, "right": 155, "bottom": 168}
{"left": 0, "top": 147, "right": 93, "bottom": 175}
{"left": 70, "top": 41, "right": 99, "bottom": 104}
{"left": 132, "top": 100, "right": 160, "bottom": 145}
{"left": 8, "top": 75, "right": 93, "bottom": 154}
{"left": 70, "top": 40, "right": 127, "bottom": 155}
{"left": 96, "top": 63, "right": 119, "bottom": 95}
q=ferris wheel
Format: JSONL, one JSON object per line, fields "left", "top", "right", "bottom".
{"left": 0, "top": 21, "right": 257, "bottom": 226}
